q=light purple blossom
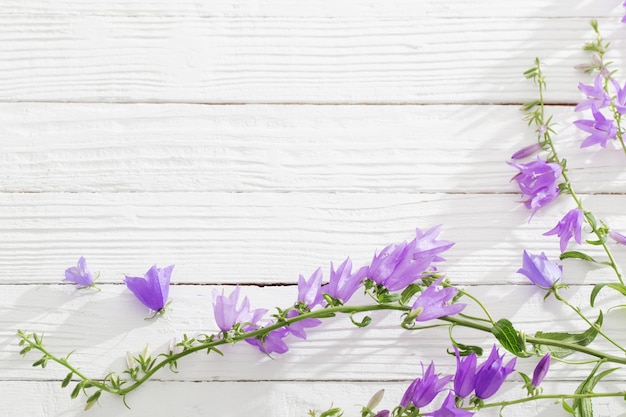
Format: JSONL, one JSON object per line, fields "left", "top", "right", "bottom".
{"left": 298, "top": 267, "right": 324, "bottom": 308}
{"left": 64, "top": 256, "right": 95, "bottom": 287}
{"left": 412, "top": 225, "right": 455, "bottom": 264}
{"left": 543, "top": 209, "right": 585, "bottom": 252}
{"left": 326, "top": 257, "right": 368, "bottom": 303}
{"left": 474, "top": 345, "right": 516, "bottom": 399}
{"left": 508, "top": 157, "right": 562, "bottom": 216}
{"left": 399, "top": 362, "right": 452, "bottom": 409}
{"left": 510, "top": 142, "right": 542, "bottom": 160}
{"left": 425, "top": 392, "right": 474, "bottom": 417}
{"left": 246, "top": 327, "right": 290, "bottom": 354}
{"left": 575, "top": 75, "right": 610, "bottom": 111}
{"left": 609, "top": 230, "right": 626, "bottom": 245}
{"left": 532, "top": 354, "right": 551, "bottom": 387}
{"left": 284, "top": 309, "right": 322, "bottom": 340}
{"left": 453, "top": 346, "right": 477, "bottom": 399}
{"left": 373, "top": 411, "right": 390, "bottom": 417}
{"left": 411, "top": 277, "right": 466, "bottom": 322}
{"left": 212, "top": 286, "right": 267, "bottom": 332}
{"left": 124, "top": 264, "right": 174, "bottom": 312}
{"left": 611, "top": 80, "right": 626, "bottom": 114}
{"left": 517, "top": 250, "right": 562, "bottom": 288}
{"left": 573, "top": 106, "right": 617, "bottom": 148}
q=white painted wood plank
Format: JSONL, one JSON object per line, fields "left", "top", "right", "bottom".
{"left": 0, "top": 192, "right": 624, "bottom": 285}
{"left": 2, "top": 284, "right": 624, "bottom": 382}
{"left": 3, "top": 104, "right": 626, "bottom": 193}
{"left": 0, "top": 17, "right": 623, "bottom": 103}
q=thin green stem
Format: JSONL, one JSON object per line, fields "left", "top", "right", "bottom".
{"left": 455, "top": 288, "right": 496, "bottom": 325}
{"left": 477, "top": 391, "right": 626, "bottom": 410}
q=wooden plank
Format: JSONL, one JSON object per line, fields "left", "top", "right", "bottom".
{"left": 2, "top": 285, "right": 624, "bottom": 382}
{"left": 0, "top": 192, "right": 624, "bottom": 285}
{"left": 3, "top": 104, "right": 626, "bottom": 194}
{"left": 0, "top": 16, "right": 623, "bottom": 103}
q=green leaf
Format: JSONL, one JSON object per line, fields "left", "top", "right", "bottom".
{"left": 534, "top": 313, "right": 603, "bottom": 358}
{"left": 61, "top": 372, "right": 73, "bottom": 388}
{"left": 70, "top": 382, "right": 83, "bottom": 399}
{"left": 562, "top": 399, "right": 576, "bottom": 415}
{"left": 350, "top": 314, "right": 372, "bottom": 328}
{"left": 399, "top": 284, "right": 422, "bottom": 306}
{"left": 571, "top": 365, "right": 618, "bottom": 417}
{"left": 560, "top": 251, "right": 597, "bottom": 263}
{"left": 590, "top": 283, "right": 626, "bottom": 307}
{"left": 491, "top": 319, "right": 524, "bottom": 355}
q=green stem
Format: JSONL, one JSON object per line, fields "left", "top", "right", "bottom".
{"left": 477, "top": 391, "right": 626, "bottom": 410}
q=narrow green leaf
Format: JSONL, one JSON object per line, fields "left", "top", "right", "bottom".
{"left": 491, "top": 319, "right": 524, "bottom": 355}
{"left": 534, "top": 313, "right": 603, "bottom": 358}
{"left": 350, "top": 314, "right": 372, "bottom": 328}
{"left": 61, "top": 372, "right": 73, "bottom": 388}
{"left": 562, "top": 399, "right": 576, "bottom": 415}
{"left": 560, "top": 251, "right": 597, "bottom": 263}
{"left": 399, "top": 284, "right": 422, "bottom": 306}
{"left": 590, "top": 283, "right": 626, "bottom": 307}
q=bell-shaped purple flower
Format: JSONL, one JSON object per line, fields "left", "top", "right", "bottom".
{"left": 573, "top": 106, "right": 617, "bottom": 148}
{"left": 453, "top": 346, "right": 477, "bottom": 398}
{"left": 373, "top": 411, "right": 390, "bottom": 417}
{"left": 575, "top": 75, "right": 610, "bottom": 111}
{"left": 532, "top": 354, "right": 551, "bottom": 387}
{"left": 412, "top": 225, "right": 455, "bottom": 264}
{"left": 326, "top": 257, "right": 368, "bottom": 303}
{"left": 369, "top": 241, "right": 428, "bottom": 292}
{"left": 609, "top": 230, "right": 626, "bottom": 245}
{"left": 474, "top": 345, "right": 516, "bottom": 399}
{"left": 245, "top": 327, "right": 290, "bottom": 354}
{"left": 425, "top": 392, "right": 474, "bottom": 417}
{"left": 64, "top": 256, "right": 95, "bottom": 287}
{"left": 508, "top": 157, "right": 562, "bottom": 216}
{"left": 411, "top": 277, "right": 466, "bottom": 322}
{"left": 611, "top": 79, "right": 626, "bottom": 114}
{"left": 399, "top": 362, "right": 452, "bottom": 409}
{"left": 517, "top": 250, "right": 562, "bottom": 288}
{"left": 298, "top": 267, "right": 324, "bottom": 308}
{"left": 284, "top": 309, "right": 322, "bottom": 340}
{"left": 124, "top": 264, "right": 174, "bottom": 312}
{"left": 543, "top": 208, "right": 584, "bottom": 252}
{"left": 212, "top": 286, "right": 267, "bottom": 332}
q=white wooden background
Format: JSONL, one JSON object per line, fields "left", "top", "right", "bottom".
{"left": 2, "top": 1, "right": 626, "bottom": 416}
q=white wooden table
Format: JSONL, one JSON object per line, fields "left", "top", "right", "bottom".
{"left": 2, "top": 1, "right": 626, "bottom": 416}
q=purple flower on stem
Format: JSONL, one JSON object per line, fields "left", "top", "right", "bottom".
{"left": 543, "top": 208, "right": 585, "bottom": 252}
{"left": 212, "top": 286, "right": 268, "bottom": 332}
{"left": 575, "top": 75, "right": 610, "bottom": 111}
{"left": 326, "top": 257, "right": 368, "bottom": 303}
{"left": 64, "top": 256, "right": 95, "bottom": 287}
{"left": 453, "top": 346, "right": 477, "bottom": 398}
{"left": 517, "top": 250, "right": 562, "bottom": 288}
{"left": 611, "top": 80, "right": 626, "bottom": 114}
{"left": 508, "top": 157, "right": 562, "bottom": 216}
{"left": 411, "top": 277, "right": 466, "bottom": 322}
{"left": 510, "top": 142, "right": 542, "bottom": 160}
{"left": 298, "top": 267, "right": 324, "bottom": 308}
{"left": 474, "top": 345, "right": 516, "bottom": 400}
{"left": 425, "top": 392, "right": 474, "bottom": 417}
{"left": 399, "top": 362, "right": 452, "bottom": 409}
{"left": 573, "top": 106, "right": 617, "bottom": 148}
{"left": 609, "top": 230, "right": 626, "bottom": 245}
{"left": 412, "top": 225, "right": 455, "bottom": 264}
{"left": 124, "top": 264, "right": 174, "bottom": 313}
{"left": 373, "top": 411, "right": 390, "bottom": 417}
{"left": 246, "top": 327, "right": 290, "bottom": 355}
{"left": 532, "top": 354, "right": 551, "bottom": 387}
{"left": 284, "top": 309, "right": 321, "bottom": 340}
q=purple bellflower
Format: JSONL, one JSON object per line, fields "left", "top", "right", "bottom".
{"left": 413, "top": 225, "right": 455, "bottom": 264}
{"left": 612, "top": 80, "right": 626, "bottom": 114}
{"left": 573, "top": 106, "right": 617, "bottom": 148}
{"left": 399, "top": 362, "right": 452, "bottom": 409}
{"left": 411, "top": 277, "right": 466, "bottom": 322}
{"left": 64, "top": 256, "right": 95, "bottom": 287}
{"left": 453, "top": 346, "right": 477, "bottom": 399}
{"left": 543, "top": 208, "right": 584, "bottom": 252}
{"left": 474, "top": 345, "right": 517, "bottom": 400}
{"left": 508, "top": 157, "right": 562, "bottom": 216}
{"left": 609, "top": 230, "right": 626, "bottom": 245}
{"left": 575, "top": 75, "right": 610, "bottom": 111}
{"left": 425, "top": 392, "right": 474, "bottom": 417}
{"left": 124, "top": 264, "right": 174, "bottom": 313}
{"left": 373, "top": 411, "right": 390, "bottom": 417}
{"left": 517, "top": 250, "right": 562, "bottom": 288}
{"left": 298, "top": 267, "right": 324, "bottom": 308}
{"left": 326, "top": 257, "right": 368, "bottom": 303}
{"left": 284, "top": 309, "right": 322, "bottom": 340}
{"left": 532, "top": 354, "right": 551, "bottom": 387}
{"left": 246, "top": 327, "right": 290, "bottom": 355}
{"left": 510, "top": 142, "right": 542, "bottom": 160}
{"left": 212, "top": 286, "right": 267, "bottom": 332}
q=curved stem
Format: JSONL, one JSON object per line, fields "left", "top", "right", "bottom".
{"left": 477, "top": 391, "right": 626, "bottom": 410}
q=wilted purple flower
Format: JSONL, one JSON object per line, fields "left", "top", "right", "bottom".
{"left": 412, "top": 225, "right": 455, "bottom": 264}
{"left": 573, "top": 106, "right": 617, "bottom": 148}
{"left": 246, "top": 327, "right": 289, "bottom": 354}
{"left": 532, "top": 354, "right": 551, "bottom": 387}
{"left": 453, "top": 346, "right": 477, "bottom": 398}
{"left": 399, "top": 362, "right": 452, "bottom": 409}
{"left": 212, "top": 286, "right": 267, "bottom": 332}
{"left": 411, "top": 277, "right": 466, "bottom": 322}
{"left": 508, "top": 157, "right": 562, "bottom": 216}
{"left": 609, "top": 230, "right": 626, "bottom": 245}
{"left": 511, "top": 142, "right": 542, "bottom": 160}
{"left": 124, "top": 264, "right": 174, "bottom": 312}
{"left": 425, "top": 392, "right": 474, "bottom": 417}
{"left": 575, "top": 75, "right": 610, "bottom": 111}
{"left": 326, "top": 257, "right": 368, "bottom": 303}
{"left": 474, "top": 345, "right": 516, "bottom": 399}
{"left": 517, "top": 250, "right": 562, "bottom": 288}
{"left": 64, "top": 256, "right": 95, "bottom": 287}
{"left": 298, "top": 267, "right": 324, "bottom": 308}
{"left": 544, "top": 208, "right": 585, "bottom": 252}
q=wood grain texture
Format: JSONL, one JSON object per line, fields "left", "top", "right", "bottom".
{"left": 0, "top": 16, "right": 624, "bottom": 103}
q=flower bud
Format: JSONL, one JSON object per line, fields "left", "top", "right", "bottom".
{"left": 532, "top": 354, "right": 551, "bottom": 387}
{"left": 126, "top": 352, "right": 135, "bottom": 370}
{"left": 366, "top": 389, "right": 385, "bottom": 410}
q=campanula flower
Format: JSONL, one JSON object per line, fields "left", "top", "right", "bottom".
{"left": 453, "top": 346, "right": 477, "bottom": 398}
{"left": 284, "top": 309, "right": 321, "bottom": 340}
{"left": 64, "top": 256, "right": 95, "bottom": 287}
{"left": 425, "top": 392, "right": 474, "bottom": 417}
{"left": 508, "top": 157, "right": 562, "bottom": 216}
{"left": 124, "top": 264, "right": 174, "bottom": 313}
{"left": 510, "top": 142, "right": 542, "bottom": 160}
{"left": 575, "top": 75, "right": 610, "bottom": 111}
{"left": 532, "top": 354, "right": 551, "bottom": 387}
{"left": 212, "top": 286, "right": 267, "bottom": 332}
{"left": 369, "top": 241, "right": 429, "bottom": 292}
{"left": 246, "top": 327, "right": 289, "bottom": 354}
{"left": 611, "top": 80, "right": 626, "bottom": 114}
{"left": 609, "top": 230, "right": 626, "bottom": 245}
{"left": 543, "top": 209, "right": 584, "bottom": 252}
{"left": 399, "top": 362, "right": 452, "bottom": 409}
{"left": 411, "top": 277, "right": 466, "bottom": 322}
{"left": 298, "top": 267, "right": 324, "bottom": 308}
{"left": 373, "top": 411, "right": 390, "bottom": 417}
{"left": 517, "top": 250, "right": 562, "bottom": 288}
{"left": 474, "top": 345, "right": 516, "bottom": 399}
{"left": 326, "top": 257, "right": 368, "bottom": 303}
{"left": 573, "top": 106, "right": 617, "bottom": 148}
{"left": 412, "top": 225, "right": 455, "bottom": 264}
